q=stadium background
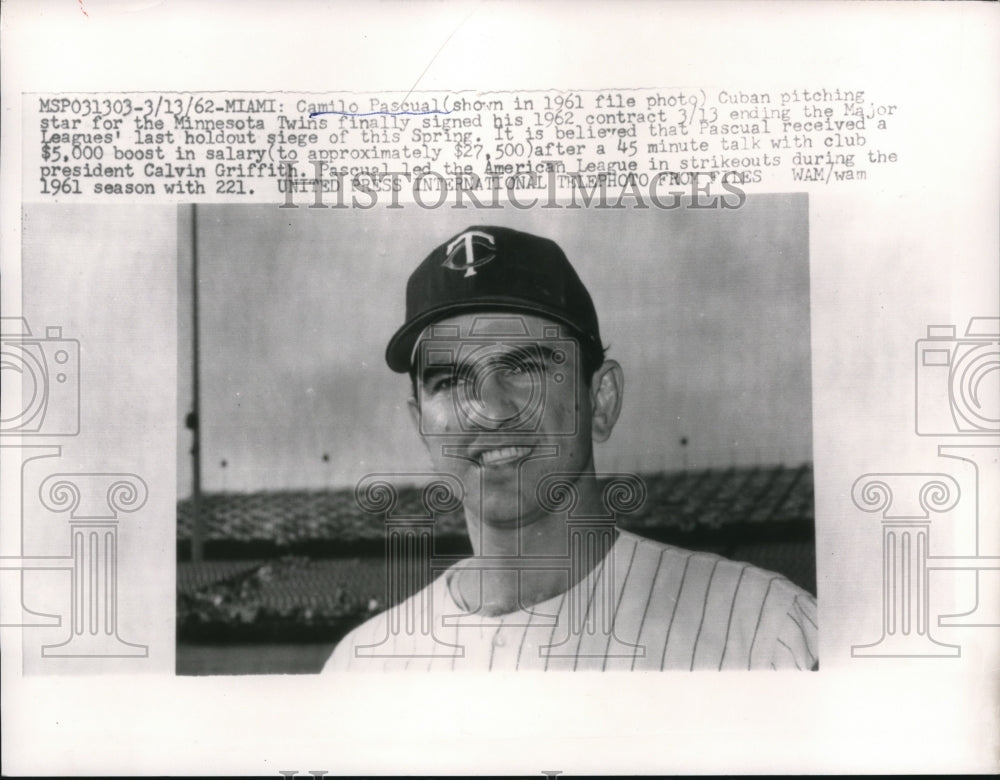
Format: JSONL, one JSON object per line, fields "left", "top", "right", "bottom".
{"left": 176, "top": 195, "right": 814, "bottom": 674}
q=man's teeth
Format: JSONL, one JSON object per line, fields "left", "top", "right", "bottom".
{"left": 478, "top": 446, "right": 532, "bottom": 465}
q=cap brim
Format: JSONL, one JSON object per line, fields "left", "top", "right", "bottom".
{"left": 385, "top": 298, "right": 599, "bottom": 373}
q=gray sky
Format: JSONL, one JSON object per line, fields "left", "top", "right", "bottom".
{"left": 177, "top": 195, "right": 812, "bottom": 495}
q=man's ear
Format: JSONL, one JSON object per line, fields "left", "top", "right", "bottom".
{"left": 589, "top": 359, "right": 624, "bottom": 443}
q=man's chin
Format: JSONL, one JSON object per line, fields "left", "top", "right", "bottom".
{"left": 474, "top": 500, "right": 541, "bottom": 530}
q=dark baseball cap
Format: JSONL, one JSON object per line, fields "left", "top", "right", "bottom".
{"left": 385, "top": 226, "right": 603, "bottom": 373}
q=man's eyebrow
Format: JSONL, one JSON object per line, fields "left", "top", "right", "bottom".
{"left": 416, "top": 343, "right": 564, "bottom": 381}
{"left": 418, "top": 364, "right": 453, "bottom": 386}
{"left": 464, "top": 344, "right": 562, "bottom": 369}
{"left": 498, "top": 344, "right": 561, "bottom": 365}
{"left": 528, "top": 345, "right": 560, "bottom": 361}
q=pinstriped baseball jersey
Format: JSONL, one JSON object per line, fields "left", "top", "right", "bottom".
{"left": 322, "top": 529, "right": 818, "bottom": 671}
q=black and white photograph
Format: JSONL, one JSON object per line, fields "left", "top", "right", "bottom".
{"left": 2, "top": 1, "right": 997, "bottom": 776}
{"left": 173, "top": 199, "right": 816, "bottom": 674}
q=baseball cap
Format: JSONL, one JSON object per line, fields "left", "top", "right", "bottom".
{"left": 385, "top": 226, "right": 603, "bottom": 373}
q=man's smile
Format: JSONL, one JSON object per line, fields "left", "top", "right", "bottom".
{"left": 476, "top": 445, "right": 533, "bottom": 467}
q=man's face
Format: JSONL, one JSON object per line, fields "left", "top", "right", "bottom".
{"left": 409, "top": 311, "right": 597, "bottom": 530}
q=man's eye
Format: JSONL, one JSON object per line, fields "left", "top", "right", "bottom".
{"left": 430, "top": 375, "right": 459, "bottom": 393}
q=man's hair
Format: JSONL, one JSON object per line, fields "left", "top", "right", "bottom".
{"left": 409, "top": 335, "right": 609, "bottom": 402}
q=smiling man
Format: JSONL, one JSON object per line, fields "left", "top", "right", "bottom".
{"left": 323, "top": 225, "right": 817, "bottom": 671}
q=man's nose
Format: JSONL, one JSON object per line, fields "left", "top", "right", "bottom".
{"left": 467, "top": 367, "right": 532, "bottom": 429}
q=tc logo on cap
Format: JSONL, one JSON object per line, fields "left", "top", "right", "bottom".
{"left": 442, "top": 230, "right": 496, "bottom": 278}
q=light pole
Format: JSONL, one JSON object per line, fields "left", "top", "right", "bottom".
{"left": 189, "top": 204, "right": 204, "bottom": 562}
